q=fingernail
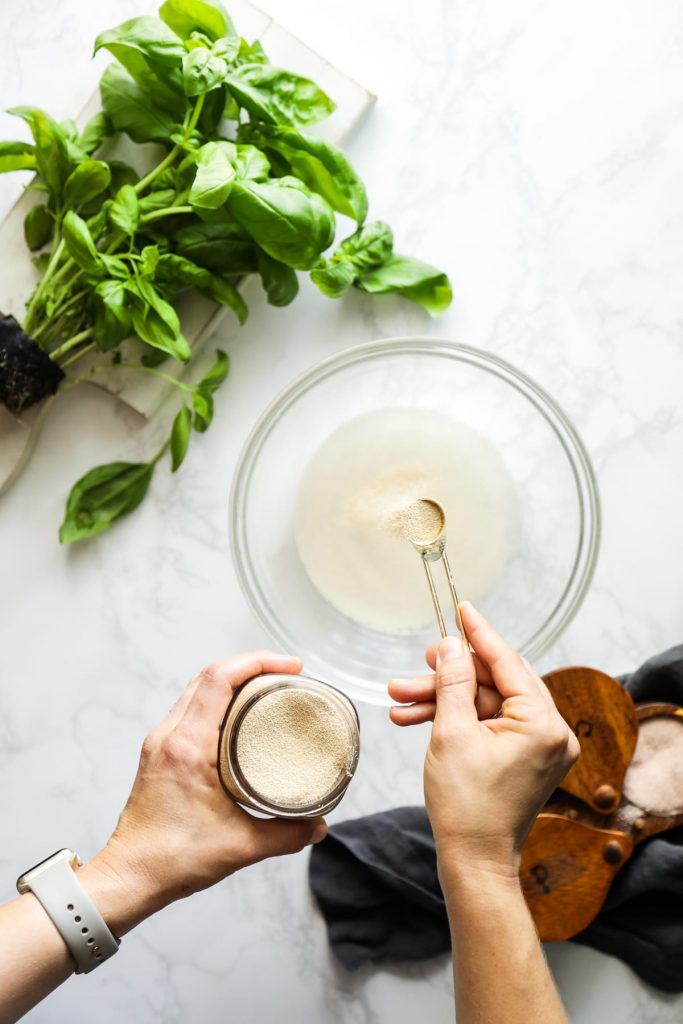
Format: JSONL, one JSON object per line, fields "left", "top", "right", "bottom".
{"left": 438, "top": 635, "right": 463, "bottom": 665}
{"left": 311, "top": 823, "right": 327, "bottom": 845}
{"left": 460, "top": 600, "right": 479, "bottom": 622}
{"left": 390, "top": 678, "right": 414, "bottom": 686}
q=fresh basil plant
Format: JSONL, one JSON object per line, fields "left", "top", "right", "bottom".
{"left": 0, "top": 0, "right": 452, "bottom": 542}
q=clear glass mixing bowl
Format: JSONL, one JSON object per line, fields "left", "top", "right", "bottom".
{"left": 230, "top": 338, "right": 601, "bottom": 705}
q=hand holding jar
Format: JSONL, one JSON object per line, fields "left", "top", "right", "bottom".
{"left": 85, "top": 650, "right": 329, "bottom": 925}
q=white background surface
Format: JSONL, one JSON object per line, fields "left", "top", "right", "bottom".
{"left": 2, "top": 1, "right": 683, "bottom": 1021}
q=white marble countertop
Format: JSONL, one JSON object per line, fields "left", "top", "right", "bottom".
{"left": 2, "top": 1, "right": 683, "bottom": 1021}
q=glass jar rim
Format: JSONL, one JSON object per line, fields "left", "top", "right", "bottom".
{"left": 224, "top": 676, "right": 360, "bottom": 817}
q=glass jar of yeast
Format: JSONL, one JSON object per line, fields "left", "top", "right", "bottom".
{"left": 218, "top": 674, "right": 360, "bottom": 818}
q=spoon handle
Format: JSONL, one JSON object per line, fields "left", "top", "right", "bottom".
{"left": 421, "top": 550, "right": 467, "bottom": 643}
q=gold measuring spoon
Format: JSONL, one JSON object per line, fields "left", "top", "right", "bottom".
{"left": 406, "top": 498, "right": 467, "bottom": 643}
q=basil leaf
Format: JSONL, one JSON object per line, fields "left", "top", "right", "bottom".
{"left": 24, "top": 205, "right": 53, "bottom": 251}
{"left": 196, "top": 348, "right": 229, "bottom": 394}
{"left": 198, "top": 275, "right": 247, "bottom": 324}
{"left": 155, "top": 252, "right": 210, "bottom": 290}
{"left": 126, "top": 277, "right": 191, "bottom": 361}
{"left": 193, "top": 204, "right": 233, "bottom": 225}
{"left": 78, "top": 112, "right": 113, "bottom": 154}
{"left": 60, "top": 119, "right": 79, "bottom": 142}
{"left": 357, "top": 254, "right": 453, "bottom": 316}
{"left": 191, "top": 389, "right": 214, "bottom": 431}
{"left": 140, "top": 245, "right": 160, "bottom": 276}
{"left": 236, "top": 37, "right": 268, "bottom": 64}
{"left": 8, "top": 106, "right": 70, "bottom": 197}
{"left": 213, "top": 35, "right": 240, "bottom": 61}
{"left": 257, "top": 250, "right": 298, "bottom": 306}
{"left": 189, "top": 141, "right": 235, "bottom": 209}
{"left": 63, "top": 160, "right": 111, "bottom": 210}
{"left": 310, "top": 221, "right": 394, "bottom": 297}
{"left": 197, "top": 82, "right": 228, "bottom": 134}
{"left": 130, "top": 304, "right": 189, "bottom": 361}
{"left": 156, "top": 253, "right": 245, "bottom": 323}
{"left": 183, "top": 46, "right": 228, "bottom": 96}
{"left": 159, "top": 0, "right": 235, "bottom": 42}
{"left": 0, "top": 140, "right": 36, "bottom": 174}
{"left": 155, "top": 167, "right": 178, "bottom": 189}
{"left": 138, "top": 188, "right": 177, "bottom": 214}
{"left": 226, "top": 64, "right": 334, "bottom": 126}
{"left": 95, "top": 16, "right": 186, "bottom": 69}
{"left": 59, "top": 461, "right": 155, "bottom": 543}
{"left": 93, "top": 279, "right": 132, "bottom": 349}
{"left": 334, "top": 220, "right": 393, "bottom": 271}
{"left": 94, "top": 17, "right": 186, "bottom": 115}
{"left": 86, "top": 201, "right": 112, "bottom": 241}
{"left": 100, "top": 64, "right": 176, "bottom": 144}
{"left": 100, "top": 254, "right": 131, "bottom": 279}
{"left": 110, "top": 184, "right": 140, "bottom": 235}
{"left": 227, "top": 177, "right": 334, "bottom": 269}
{"left": 170, "top": 403, "right": 192, "bottom": 471}
{"left": 108, "top": 160, "right": 140, "bottom": 192}
{"left": 310, "top": 260, "right": 356, "bottom": 299}
{"left": 248, "top": 124, "right": 366, "bottom": 222}
{"left": 234, "top": 144, "right": 269, "bottom": 181}
{"left": 174, "top": 221, "right": 257, "bottom": 273}
{"left": 62, "top": 211, "right": 101, "bottom": 272}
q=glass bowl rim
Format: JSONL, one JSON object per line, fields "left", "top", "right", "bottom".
{"left": 229, "top": 336, "right": 602, "bottom": 703}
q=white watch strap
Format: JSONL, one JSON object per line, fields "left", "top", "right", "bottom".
{"left": 28, "top": 857, "right": 120, "bottom": 974}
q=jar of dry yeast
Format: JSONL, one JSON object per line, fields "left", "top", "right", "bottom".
{"left": 218, "top": 674, "right": 360, "bottom": 819}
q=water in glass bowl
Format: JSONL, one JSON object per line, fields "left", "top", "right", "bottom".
{"left": 230, "top": 339, "right": 600, "bottom": 705}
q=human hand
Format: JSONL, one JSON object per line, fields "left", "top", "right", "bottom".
{"left": 388, "top": 602, "right": 579, "bottom": 880}
{"left": 84, "top": 651, "right": 327, "bottom": 926}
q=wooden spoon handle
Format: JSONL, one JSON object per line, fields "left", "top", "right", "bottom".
{"left": 520, "top": 814, "right": 633, "bottom": 941}
{"left": 543, "top": 666, "right": 638, "bottom": 814}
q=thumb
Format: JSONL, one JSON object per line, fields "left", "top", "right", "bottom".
{"left": 434, "top": 635, "right": 478, "bottom": 730}
{"left": 246, "top": 815, "right": 328, "bottom": 861}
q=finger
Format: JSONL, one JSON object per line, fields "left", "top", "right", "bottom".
{"left": 389, "top": 674, "right": 436, "bottom": 704}
{"left": 162, "top": 649, "right": 299, "bottom": 736}
{"left": 181, "top": 650, "right": 303, "bottom": 733}
{"left": 525, "top": 661, "right": 556, "bottom": 707}
{"left": 390, "top": 701, "right": 436, "bottom": 726}
{"left": 156, "top": 674, "right": 203, "bottom": 738}
{"left": 433, "top": 634, "right": 478, "bottom": 731}
{"left": 244, "top": 815, "right": 327, "bottom": 862}
{"left": 390, "top": 683, "right": 503, "bottom": 725}
{"left": 459, "top": 602, "right": 540, "bottom": 701}
{"left": 425, "top": 643, "right": 494, "bottom": 685}
{"left": 425, "top": 644, "right": 438, "bottom": 669}
{"left": 476, "top": 684, "right": 503, "bottom": 720}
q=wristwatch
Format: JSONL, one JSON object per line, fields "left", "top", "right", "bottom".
{"left": 16, "top": 849, "right": 120, "bottom": 974}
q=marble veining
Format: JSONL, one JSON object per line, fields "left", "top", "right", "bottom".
{"left": 2, "top": 1, "right": 683, "bottom": 1021}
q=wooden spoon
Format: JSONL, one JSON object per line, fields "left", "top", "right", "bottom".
{"left": 521, "top": 702, "right": 683, "bottom": 941}
{"left": 542, "top": 666, "right": 638, "bottom": 814}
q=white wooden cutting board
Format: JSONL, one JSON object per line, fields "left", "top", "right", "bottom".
{"left": 0, "top": 0, "right": 374, "bottom": 493}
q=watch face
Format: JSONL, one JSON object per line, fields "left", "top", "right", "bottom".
{"left": 16, "top": 848, "right": 78, "bottom": 892}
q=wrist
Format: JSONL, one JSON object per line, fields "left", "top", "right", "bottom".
{"left": 78, "top": 839, "right": 167, "bottom": 938}
{"left": 436, "top": 843, "right": 522, "bottom": 906}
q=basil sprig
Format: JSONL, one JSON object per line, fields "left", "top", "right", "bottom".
{"left": 0, "top": 0, "right": 452, "bottom": 542}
